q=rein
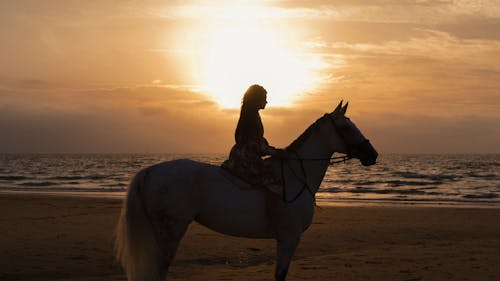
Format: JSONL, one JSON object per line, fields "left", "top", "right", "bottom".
{"left": 277, "top": 113, "right": 370, "bottom": 204}
{"left": 280, "top": 152, "right": 352, "bottom": 204}
{"left": 291, "top": 155, "right": 352, "bottom": 165}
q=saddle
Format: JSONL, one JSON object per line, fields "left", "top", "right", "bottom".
{"left": 219, "top": 167, "right": 282, "bottom": 196}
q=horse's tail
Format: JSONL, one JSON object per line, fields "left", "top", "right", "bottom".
{"left": 115, "top": 169, "right": 162, "bottom": 281}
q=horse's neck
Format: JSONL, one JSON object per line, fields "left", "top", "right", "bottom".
{"left": 293, "top": 131, "right": 334, "bottom": 193}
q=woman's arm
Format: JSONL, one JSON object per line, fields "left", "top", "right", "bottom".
{"left": 259, "top": 138, "right": 287, "bottom": 158}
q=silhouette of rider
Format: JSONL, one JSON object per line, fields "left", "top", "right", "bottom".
{"left": 221, "top": 84, "right": 285, "bottom": 187}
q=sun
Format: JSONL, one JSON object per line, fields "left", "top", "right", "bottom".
{"left": 191, "top": 9, "right": 320, "bottom": 108}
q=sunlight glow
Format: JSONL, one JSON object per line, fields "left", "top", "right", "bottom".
{"left": 186, "top": 4, "right": 322, "bottom": 108}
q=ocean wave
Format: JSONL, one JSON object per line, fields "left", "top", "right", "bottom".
{"left": 66, "top": 181, "right": 81, "bottom": 185}
{"left": 353, "top": 180, "right": 379, "bottom": 186}
{"left": 47, "top": 176, "right": 87, "bottom": 180}
{"left": 100, "top": 183, "right": 128, "bottom": 187}
{"left": 18, "top": 181, "right": 60, "bottom": 187}
{"left": 323, "top": 178, "right": 378, "bottom": 186}
{"left": 466, "top": 173, "right": 497, "bottom": 179}
{"left": 316, "top": 197, "right": 500, "bottom": 205}
{"left": 324, "top": 178, "right": 443, "bottom": 187}
{"left": 463, "top": 193, "right": 498, "bottom": 199}
{"left": 386, "top": 180, "right": 439, "bottom": 187}
{"left": 47, "top": 175, "right": 127, "bottom": 181}
{"left": 2, "top": 153, "right": 499, "bottom": 207}
{"left": 0, "top": 175, "right": 29, "bottom": 181}
{"left": 111, "top": 177, "right": 130, "bottom": 181}
{"left": 320, "top": 187, "right": 443, "bottom": 196}
{"left": 88, "top": 175, "right": 112, "bottom": 180}
{"left": 393, "top": 171, "right": 459, "bottom": 181}
{"left": 0, "top": 186, "right": 127, "bottom": 192}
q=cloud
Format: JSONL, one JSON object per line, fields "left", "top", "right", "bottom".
{"left": 0, "top": 77, "right": 54, "bottom": 90}
{"left": 298, "top": 29, "right": 500, "bottom": 119}
{"left": 360, "top": 113, "right": 500, "bottom": 153}
{"left": 273, "top": 0, "right": 500, "bottom": 23}
{"left": 327, "top": 29, "right": 500, "bottom": 66}
{"left": 0, "top": 85, "right": 234, "bottom": 153}
{"left": 1, "top": 1, "right": 499, "bottom": 153}
{"left": 1, "top": 82, "right": 499, "bottom": 153}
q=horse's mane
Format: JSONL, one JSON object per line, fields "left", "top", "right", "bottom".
{"left": 285, "top": 114, "right": 327, "bottom": 152}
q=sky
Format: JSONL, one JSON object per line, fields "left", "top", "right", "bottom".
{"left": 1, "top": 0, "right": 499, "bottom": 154}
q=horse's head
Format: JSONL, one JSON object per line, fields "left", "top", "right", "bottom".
{"left": 326, "top": 101, "right": 378, "bottom": 166}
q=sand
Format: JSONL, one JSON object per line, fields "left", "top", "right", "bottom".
{"left": 0, "top": 193, "right": 499, "bottom": 281}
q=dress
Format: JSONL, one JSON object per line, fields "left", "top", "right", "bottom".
{"left": 221, "top": 110, "right": 279, "bottom": 186}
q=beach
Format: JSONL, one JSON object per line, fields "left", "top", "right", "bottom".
{"left": 0, "top": 193, "right": 499, "bottom": 281}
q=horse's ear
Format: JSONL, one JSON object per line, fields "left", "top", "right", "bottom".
{"left": 332, "top": 100, "right": 343, "bottom": 115}
{"left": 340, "top": 102, "right": 349, "bottom": 115}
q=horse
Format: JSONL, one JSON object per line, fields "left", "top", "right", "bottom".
{"left": 115, "top": 101, "right": 378, "bottom": 281}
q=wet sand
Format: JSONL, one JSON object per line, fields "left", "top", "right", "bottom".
{"left": 0, "top": 193, "right": 499, "bottom": 281}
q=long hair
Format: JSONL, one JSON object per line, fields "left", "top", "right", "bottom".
{"left": 235, "top": 84, "right": 267, "bottom": 143}
{"left": 241, "top": 84, "right": 267, "bottom": 112}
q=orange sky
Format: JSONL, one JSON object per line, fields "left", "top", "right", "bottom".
{"left": 1, "top": 1, "right": 499, "bottom": 153}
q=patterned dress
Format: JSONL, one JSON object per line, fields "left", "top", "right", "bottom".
{"left": 222, "top": 110, "right": 279, "bottom": 186}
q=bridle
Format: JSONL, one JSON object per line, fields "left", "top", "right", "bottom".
{"left": 329, "top": 114, "right": 372, "bottom": 159}
{"left": 279, "top": 151, "right": 350, "bottom": 204}
{"left": 280, "top": 114, "right": 370, "bottom": 204}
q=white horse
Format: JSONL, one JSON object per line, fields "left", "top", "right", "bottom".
{"left": 115, "top": 101, "right": 378, "bottom": 281}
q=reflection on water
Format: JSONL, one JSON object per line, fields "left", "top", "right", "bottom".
{"left": 0, "top": 154, "right": 498, "bottom": 206}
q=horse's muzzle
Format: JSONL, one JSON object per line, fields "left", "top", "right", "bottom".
{"left": 352, "top": 140, "right": 378, "bottom": 166}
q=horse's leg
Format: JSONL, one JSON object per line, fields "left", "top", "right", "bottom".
{"left": 152, "top": 213, "right": 191, "bottom": 280}
{"left": 274, "top": 234, "right": 301, "bottom": 281}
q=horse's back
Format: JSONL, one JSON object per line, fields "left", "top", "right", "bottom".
{"left": 143, "top": 159, "right": 275, "bottom": 238}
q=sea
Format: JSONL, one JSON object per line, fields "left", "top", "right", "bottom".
{"left": 0, "top": 154, "right": 499, "bottom": 207}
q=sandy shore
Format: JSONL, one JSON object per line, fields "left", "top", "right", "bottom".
{"left": 0, "top": 193, "right": 499, "bottom": 281}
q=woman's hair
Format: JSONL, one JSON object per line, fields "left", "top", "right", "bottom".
{"left": 242, "top": 84, "right": 267, "bottom": 111}
{"left": 235, "top": 84, "right": 267, "bottom": 143}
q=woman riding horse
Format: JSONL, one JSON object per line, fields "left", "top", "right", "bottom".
{"left": 222, "top": 84, "right": 285, "bottom": 187}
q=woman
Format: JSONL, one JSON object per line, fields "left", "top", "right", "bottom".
{"left": 222, "top": 84, "right": 283, "bottom": 186}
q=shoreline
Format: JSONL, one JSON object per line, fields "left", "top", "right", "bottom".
{"left": 1, "top": 189, "right": 500, "bottom": 209}
{"left": 1, "top": 192, "right": 499, "bottom": 280}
